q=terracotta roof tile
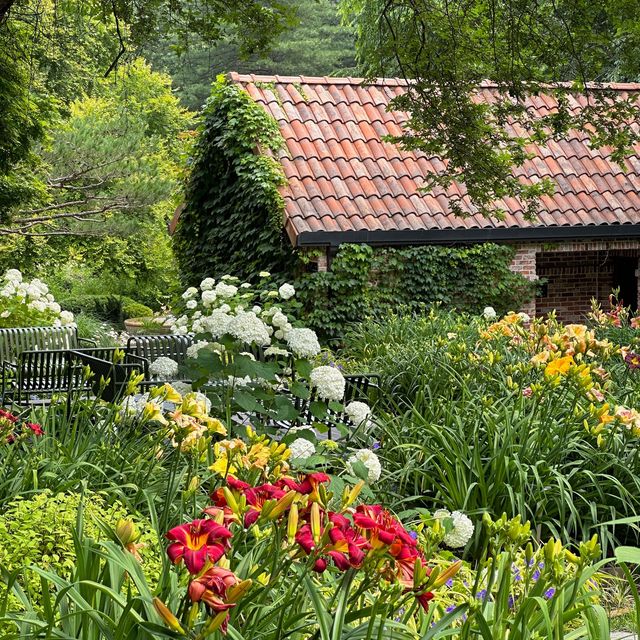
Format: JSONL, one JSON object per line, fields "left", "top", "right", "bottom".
{"left": 228, "top": 74, "right": 640, "bottom": 242}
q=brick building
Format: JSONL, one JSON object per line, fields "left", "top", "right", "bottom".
{"left": 176, "top": 74, "right": 640, "bottom": 322}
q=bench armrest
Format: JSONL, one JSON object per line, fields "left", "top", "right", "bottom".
{"left": 77, "top": 336, "right": 97, "bottom": 347}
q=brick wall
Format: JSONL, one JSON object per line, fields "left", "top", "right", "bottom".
{"left": 509, "top": 240, "right": 640, "bottom": 322}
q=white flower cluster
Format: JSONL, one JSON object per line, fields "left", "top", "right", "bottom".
{"left": 345, "top": 401, "right": 372, "bottom": 427}
{"left": 483, "top": 306, "right": 497, "bottom": 320}
{"left": 149, "top": 357, "right": 179, "bottom": 379}
{"left": 228, "top": 310, "right": 271, "bottom": 346}
{"left": 288, "top": 437, "right": 316, "bottom": 459}
{"left": 346, "top": 449, "right": 382, "bottom": 483}
{"left": 434, "top": 509, "right": 475, "bottom": 548}
{"left": 286, "top": 328, "right": 321, "bottom": 358}
{"left": 310, "top": 365, "right": 345, "bottom": 402}
{"left": 0, "top": 269, "right": 74, "bottom": 326}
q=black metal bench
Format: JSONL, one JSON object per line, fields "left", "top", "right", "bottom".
{"left": 1, "top": 348, "right": 148, "bottom": 406}
{"left": 0, "top": 325, "right": 94, "bottom": 364}
{"left": 126, "top": 334, "right": 193, "bottom": 387}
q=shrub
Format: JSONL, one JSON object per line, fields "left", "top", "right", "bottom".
{"left": 0, "top": 269, "right": 74, "bottom": 328}
{"left": 60, "top": 293, "right": 152, "bottom": 322}
{"left": 0, "top": 490, "right": 160, "bottom": 607}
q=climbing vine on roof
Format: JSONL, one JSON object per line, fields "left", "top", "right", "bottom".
{"left": 174, "top": 74, "right": 296, "bottom": 284}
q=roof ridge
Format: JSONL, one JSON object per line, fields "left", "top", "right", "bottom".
{"left": 229, "top": 72, "right": 640, "bottom": 92}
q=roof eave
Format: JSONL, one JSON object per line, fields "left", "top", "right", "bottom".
{"left": 295, "top": 224, "right": 640, "bottom": 248}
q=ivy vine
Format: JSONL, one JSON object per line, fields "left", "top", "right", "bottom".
{"left": 296, "top": 243, "right": 538, "bottom": 339}
{"left": 174, "top": 74, "right": 296, "bottom": 284}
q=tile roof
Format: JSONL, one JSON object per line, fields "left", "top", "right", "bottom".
{"left": 229, "top": 73, "right": 640, "bottom": 247}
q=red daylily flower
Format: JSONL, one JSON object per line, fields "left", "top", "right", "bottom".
{"left": 188, "top": 566, "right": 239, "bottom": 611}
{"left": 243, "top": 483, "right": 287, "bottom": 526}
{"left": 166, "top": 519, "right": 232, "bottom": 574}
{"left": 353, "top": 504, "right": 415, "bottom": 551}
{"left": 296, "top": 511, "right": 370, "bottom": 572}
{"left": 280, "top": 472, "right": 330, "bottom": 502}
{"left": 26, "top": 422, "right": 44, "bottom": 436}
{"left": 0, "top": 409, "right": 17, "bottom": 424}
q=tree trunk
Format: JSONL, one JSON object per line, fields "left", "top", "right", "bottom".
{"left": 0, "top": 0, "right": 15, "bottom": 23}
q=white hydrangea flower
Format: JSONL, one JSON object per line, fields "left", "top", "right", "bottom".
{"left": 48, "top": 302, "right": 61, "bottom": 314}
{"left": 345, "top": 401, "right": 372, "bottom": 427}
{"left": 288, "top": 437, "right": 316, "bottom": 459}
{"left": 0, "top": 310, "right": 10, "bottom": 318}
{"left": 310, "top": 365, "right": 345, "bottom": 401}
{"left": 240, "top": 283, "right": 251, "bottom": 289}
{"left": 264, "top": 346, "right": 290, "bottom": 357}
{"left": 28, "top": 300, "right": 47, "bottom": 313}
{"left": 186, "top": 299, "right": 198, "bottom": 310}
{"left": 170, "top": 381, "right": 193, "bottom": 396}
{"left": 259, "top": 271, "right": 271, "bottom": 278}
{"left": 346, "top": 449, "right": 382, "bottom": 483}
{"left": 483, "top": 306, "right": 497, "bottom": 320}
{"left": 274, "top": 329, "right": 284, "bottom": 340}
{"left": 227, "top": 311, "right": 271, "bottom": 346}
{"left": 271, "top": 311, "right": 288, "bottom": 327}
{"left": 227, "top": 375, "right": 253, "bottom": 387}
{"left": 434, "top": 509, "right": 475, "bottom": 549}
{"left": 215, "top": 282, "right": 238, "bottom": 298}
{"left": 278, "top": 283, "right": 295, "bottom": 300}
{"left": 199, "top": 309, "right": 232, "bottom": 339}
{"left": 4, "top": 269, "right": 22, "bottom": 282}
{"left": 149, "top": 357, "right": 179, "bottom": 378}
{"left": 182, "top": 287, "right": 198, "bottom": 300}
{"left": 187, "top": 340, "right": 209, "bottom": 359}
{"left": 201, "top": 290, "right": 217, "bottom": 307}
{"left": 200, "top": 277, "right": 216, "bottom": 291}
{"left": 286, "top": 327, "right": 321, "bottom": 358}
{"left": 60, "top": 310, "right": 75, "bottom": 325}
{"left": 518, "top": 312, "right": 531, "bottom": 323}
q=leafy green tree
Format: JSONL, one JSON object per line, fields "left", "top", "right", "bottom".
{"left": 341, "top": 0, "right": 640, "bottom": 219}
{"left": 147, "top": 0, "right": 357, "bottom": 110}
{"left": 0, "top": 60, "right": 193, "bottom": 304}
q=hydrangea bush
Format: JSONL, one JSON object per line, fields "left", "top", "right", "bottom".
{"left": 0, "top": 269, "right": 74, "bottom": 328}
{"left": 166, "top": 274, "right": 373, "bottom": 435}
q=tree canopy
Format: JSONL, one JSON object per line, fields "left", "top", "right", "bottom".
{"left": 341, "top": 0, "right": 640, "bottom": 219}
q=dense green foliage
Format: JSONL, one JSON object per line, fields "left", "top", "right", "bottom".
{"left": 342, "top": 0, "right": 640, "bottom": 220}
{"left": 59, "top": 294, "right": 153, "bottom": 322}
{"left": 297, "top": 243, "right": 537, "bottom": 339}
{"left": 175, "top": 76, "right": 296, "bottom": 284}
{"left": 342, "top": 308, "right": 640, "bottom": 557}
{"left": 147, "top": 0, "right": 357, "bottom": 110}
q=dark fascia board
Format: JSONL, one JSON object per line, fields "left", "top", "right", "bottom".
{"left": 296, "top": 224, "right": 640, "bottom": 247}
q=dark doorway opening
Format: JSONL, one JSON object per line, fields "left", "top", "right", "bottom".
{"left": 612, "top": 256, "right": 638, "bottom": 311}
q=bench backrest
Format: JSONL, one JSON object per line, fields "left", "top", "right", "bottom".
{"left": 126, "top": 334, "right": 193, "bottom": 365}
{"left": 0, "top": 325, "right": 79, "bottom": 363}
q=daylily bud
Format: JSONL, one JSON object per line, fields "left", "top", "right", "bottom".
{"left": 266, "top": 490, "right": 297, "bottom": 520}
{"left": 201, "top": 610, "right": 229, "bottom": 637}
{"left": 343, "top": 480, "right": 364, "bottom": 508}
{"left": 310, "top": 502, "right": 321, "bottom": 545}
{"left": 287, "top": 503, "right": 299, "bottom": 543}
{"left": 222, "top": 487, "right": 240, "bottom": 514}
{"left": 227, "top": 579, "right": 252, "bottom": 603}
{"left": 431, "top": 560, "right": 462, "bottom": 589}
{"left": 153, "top": 598, "right": 185, "bottom": 635}
{"left": 115, "top": 519, "right": 139, "bottom": 546}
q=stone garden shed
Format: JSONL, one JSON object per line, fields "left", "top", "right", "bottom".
{"left": 211, "top": 73, "right": 640, "bottom": 321}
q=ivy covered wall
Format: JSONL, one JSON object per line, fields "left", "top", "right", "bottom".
{"left": 174, "top": 75, "right": 296, "bottom": 284}
{"left": 296, "top": 244, "right": 538, "bottom": 339}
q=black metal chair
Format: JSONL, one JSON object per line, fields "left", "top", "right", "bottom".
{"left": 126, "top": 334, "right": 193, "bottom": 387}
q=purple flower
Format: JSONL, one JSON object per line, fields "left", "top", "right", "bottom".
{"left": 476, "top": 589, "right": 487, "bottom": 601}
{"left": 532, "top": 569, "right": 541, "bottom": 581}
{"left": 445, "top": 605, "right": 456, "bottom": 613}
{"left": 508, "top": 595, "right": 515, "bottom": 609}
{"left": 446, "top": 578, "right": 454, "bottom": 587}
{"left": 372, "top": 441, "right": 381, "bottom": 450}
{"left": 409, "top": 531, "right": 418, "bottom": 540}
{"left": 544, "top": 588, "right": 556, "bottom": 599}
